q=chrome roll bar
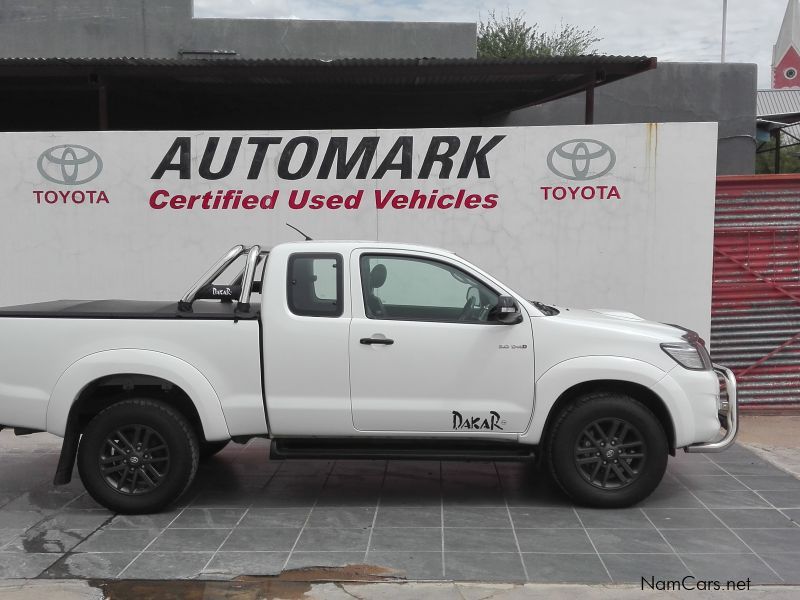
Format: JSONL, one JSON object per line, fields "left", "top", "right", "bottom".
{"left": 237, "top": 245, "right": 261, "bottom": 310}
{"left": 684, "top": 364, "right": 738, "bottom": 453}
{"left": 179, "top": 244, "right": 266, "bottom": 312}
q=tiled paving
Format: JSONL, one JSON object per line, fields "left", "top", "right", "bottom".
{"left": 0, "top": 430, "right": 799, "bottom": 583}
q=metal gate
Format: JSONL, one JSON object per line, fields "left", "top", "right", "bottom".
{"left": 712, "top": 175, "right": 800, "bottom": 406}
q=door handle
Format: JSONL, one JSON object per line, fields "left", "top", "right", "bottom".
{"left": 360, "top": 337, "right": 394, "bottom": 345}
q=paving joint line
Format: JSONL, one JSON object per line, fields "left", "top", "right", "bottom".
{"left": 638, "top": 507, "right": 695, "bottom": 577}
{"left": 115, "top": 504, "right": 191, "bottom": 578}
{"left": 8, "top": 548, "right": 779, "bottom": 556}
{"left": 198, "top": 507, "right": 250, "bottom": 574}
{"left": 668, "top": 463, "right": 786, "bottom": 583}
{"left": 281, "top": 460, "right": 335, "bottom": 571}
{"left": 0, "top": 490, "right": 115, "bottom": 574}
{"left": 363, "top": 461, "right": 388, "bottom": 562}
{"left": 702, "top": 454, "right": 800, "bottom": 527}
{"left": 493, "top": 461, "right": 529, "bottom": 581}
{"left": 198, "top": 459, "right": 285, "bottom": 575}
{"left": 440, "top": 461, "right": 445, "bottom": 579}
{"left": 572, "top": 507, "right": 613, "bottom": 583}
{"left": 31, "top": 509, "right": 116, "bottom": 579}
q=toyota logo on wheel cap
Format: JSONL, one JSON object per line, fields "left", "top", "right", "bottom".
{"left": 37, "top": 144, "right": 103, "bottom": 185}
{"left": 546, "top": 139, "right": 615, "bottom": 181}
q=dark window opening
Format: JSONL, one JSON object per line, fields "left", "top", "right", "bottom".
{"left": 287, "top": 253, "right": 343, "bottom": 317}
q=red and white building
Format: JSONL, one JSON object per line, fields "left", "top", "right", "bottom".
{"left": 774, "top": 0, "right": 800, "bottom": 88}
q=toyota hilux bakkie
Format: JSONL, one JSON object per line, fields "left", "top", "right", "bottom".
{"left": 0, "top": 242, "right": 737, "bottom": 513}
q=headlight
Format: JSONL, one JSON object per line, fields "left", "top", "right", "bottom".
{"left": 661, "top": 341, "right": 712, "bottom": 370}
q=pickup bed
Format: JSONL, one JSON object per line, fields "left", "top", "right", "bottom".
{"left": 0, "top": 241, "right": 737, "bottom": 513}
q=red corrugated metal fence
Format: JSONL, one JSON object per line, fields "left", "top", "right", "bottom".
{"left": 713, "top": 175, "right": 800, "bottom": 406}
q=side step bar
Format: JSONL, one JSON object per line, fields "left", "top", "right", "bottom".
{"left": 270, "top": 438, "right": 536, "bottom": 461}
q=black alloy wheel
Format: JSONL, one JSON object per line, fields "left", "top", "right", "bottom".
{"left": 574, "top": 417, "right": 645, "bottom": 489}
{"left": 99, "top": 424, "right": 171, "bottom": 495}
{"left": 78, "top": 398, "right": 199, "bottom": 514}
{"left": 547, "top": 392, "right": 668, "bottom": 508}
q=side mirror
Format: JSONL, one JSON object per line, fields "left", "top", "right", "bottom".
{"left": 491, "top": 295, "right": 523, "bottom": 325}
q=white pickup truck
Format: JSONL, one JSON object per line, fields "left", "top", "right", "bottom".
{"left": 0, "top": 241, "right": 737, "bottom": 514}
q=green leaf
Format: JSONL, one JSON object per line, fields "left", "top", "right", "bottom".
{"left": 477, "top": 10, "right": 602, "bottom": 58}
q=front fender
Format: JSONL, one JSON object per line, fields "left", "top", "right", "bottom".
{"left": 520, "top": 356, "right": 673, "bottom": 444}
{"left": 46, "top": 349, "right": 231, "bottom": 440}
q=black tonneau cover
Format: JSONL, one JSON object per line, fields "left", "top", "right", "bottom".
{"left": 0, "top": 299, "right": 260, "bottom": 320}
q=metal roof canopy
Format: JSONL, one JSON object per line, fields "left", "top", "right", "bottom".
{"left": 758, "top": 89, "right": 800, "bottom": 121}
{"left": 0, "top": 56, "right": 656, "bottom": 131}
{"left": 756, "top": 90, "right": 800, "bottom": 173}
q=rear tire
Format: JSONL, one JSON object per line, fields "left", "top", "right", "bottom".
{"left": 77, "top": 398, "right": 199, "bottom": 514}
{"left": 546, "top": 392, "right": 668, "bottom": 508}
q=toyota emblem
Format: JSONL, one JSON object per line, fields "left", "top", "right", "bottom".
{"left": 546, "top": 139, "right": 615, "bottom": 181}
{"left": 37, "top": 144, "right": 103, "bottom": 185}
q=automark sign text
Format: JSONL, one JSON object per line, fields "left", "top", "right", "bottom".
{"left": 149, "top": 188, "right": 499, "bottom": 211}
{"left": 144, "top": 134, "right": 506, "bottom": 211}
{"left": 151, "top": 135, "right": 506, "bottom": 180}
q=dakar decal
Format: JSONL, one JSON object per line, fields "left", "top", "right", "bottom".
{"left": 452, "top": 410, "right": 504, "bottom": 431}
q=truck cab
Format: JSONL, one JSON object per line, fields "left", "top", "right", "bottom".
{"left": 262, "top": 241, "right": 536, "bottom": 439}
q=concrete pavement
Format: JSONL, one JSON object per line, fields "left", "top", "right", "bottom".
{"left": 0, "top": 414, "right": 798, "bottom": 598}
{"left": 1, "top": 580, "right": 800, "bottom": 600}
{"left": 737, "top": 415, "right": 800, "bottom": 478}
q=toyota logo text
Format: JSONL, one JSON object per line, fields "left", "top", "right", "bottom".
{"left": 37, "top": 144, "right": 103, "bottom": 185}
{"left": 546, "top": 139, "right": 615, "bottom": 181}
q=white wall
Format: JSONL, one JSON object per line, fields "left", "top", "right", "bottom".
{"left": 0, "top": 123, "right": 718, "bottom": 340}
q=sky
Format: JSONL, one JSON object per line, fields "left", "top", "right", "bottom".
{"left": 193, "top": 0, "right": 788, "bottom": 89}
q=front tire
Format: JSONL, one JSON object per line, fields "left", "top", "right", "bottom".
{"left": 77, "top": 398, "right": 199, "bottom": 514}
{"left": 546, "top": 393, "right": 668, "bottom": 508}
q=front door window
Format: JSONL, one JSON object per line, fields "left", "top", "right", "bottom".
{"left": 360, "top": 255, "right": 499, "bottom": 323}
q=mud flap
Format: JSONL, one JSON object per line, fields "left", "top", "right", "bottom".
{"left": 53, "top": 417, "right": 81, "bottom": 485}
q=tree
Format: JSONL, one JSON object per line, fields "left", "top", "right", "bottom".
{"left": 477, "top": 10, "right": 601, "bottom": 59}
{"left": 755, "top": 137, "right": 800, "bottom": 174}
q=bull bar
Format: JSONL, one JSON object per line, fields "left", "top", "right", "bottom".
{"left": 684, "top": 364, "right": 738, "bottom": 453}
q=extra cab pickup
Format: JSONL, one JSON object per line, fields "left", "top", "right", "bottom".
{"left": 0, "top": 241, "right": 737, "bottom": 513}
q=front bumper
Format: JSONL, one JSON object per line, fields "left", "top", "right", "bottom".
{"left": 684, "top": 364, "right": 738, "bottom": 453}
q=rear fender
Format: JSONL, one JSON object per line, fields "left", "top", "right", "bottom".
{"left": 47, "top": 349, "right": 230, "bottom": 440}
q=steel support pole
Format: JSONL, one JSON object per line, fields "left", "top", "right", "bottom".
{"left": 585, "top": 79, "right": 595, "bottom": 125}
{"left": 721, "top": 0, "right": 728, "bottom": 62}
{"left": 98, "top": 84, "right": 108, "bottom": 130}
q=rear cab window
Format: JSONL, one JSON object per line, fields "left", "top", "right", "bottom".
{"left": 287, "top": 253, "right": 343, "bottom": 317}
